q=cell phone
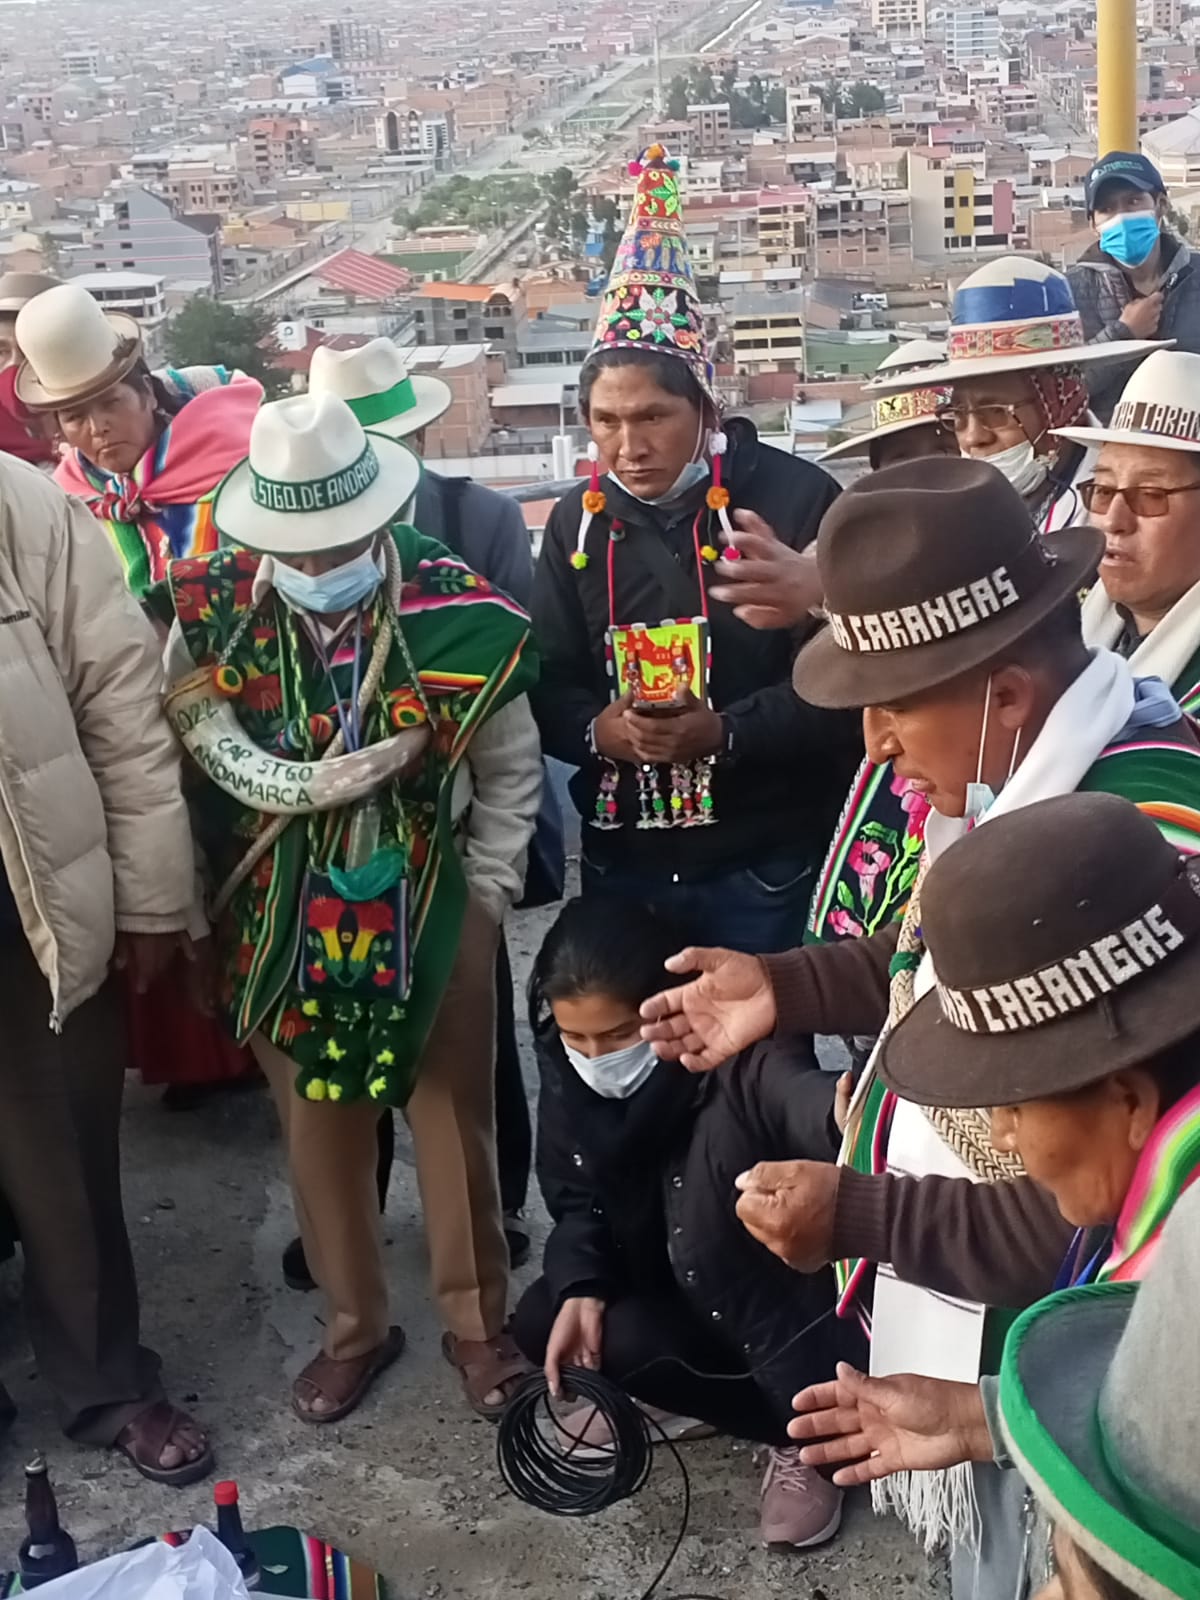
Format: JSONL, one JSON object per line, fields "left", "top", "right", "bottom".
{"left": 630, "top": 698, "right": 687, "bottom": 718}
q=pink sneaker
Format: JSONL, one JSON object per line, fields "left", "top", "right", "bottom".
{"left": 759, "top": 1446, "right": 844, "bottom": 1548}
{"left": 554, "top": 1400, "right": 715, "bottom": 1459}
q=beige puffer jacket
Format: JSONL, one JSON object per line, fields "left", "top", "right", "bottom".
{"left": 0, "top": 455, "right": 196, "bottom": 1027}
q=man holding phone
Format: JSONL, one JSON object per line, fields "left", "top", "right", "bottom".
{"left": 531, "top": 146, "right": 861, "bottom": 953}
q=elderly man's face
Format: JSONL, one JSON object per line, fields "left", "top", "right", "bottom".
{"left": 861, "top": 661, "right": 1033, "bottom": 819}
{"left": 1088, "top": 442, "right": 1200, "bottom": 629}
{"left": 938, "top": 372, "right": 1047, "bottom": 459}
{"left": 990, "top": 1069, "right": 1162, "bottom": 1228}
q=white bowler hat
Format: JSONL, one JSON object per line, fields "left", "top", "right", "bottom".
{"left": 213, "top": 391, "right": 422, "bottom": 555}
{"left": 822, "top": 340, "right": 948, "bottom": 462}
{"left": 868, "top": 256, "right": 1169, "bottom": 394}
{"left": 1054, "top": 349, "right": 1200, "bottom": 454}
{"left": 309, "top": 337, "right": 452, "bottom": 439}
{"left": 14, "top": 283, "right": 143, "bottom": 411}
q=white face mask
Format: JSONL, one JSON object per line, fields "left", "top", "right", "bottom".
{"left": 983, "top": 439, "right": 1048, "bottom": 500}
{"left": 963, "top": 673, "right": 1022, "bottom": 824}
{"left": 562, "top": 1038, "right": 659, "bottom": 1100}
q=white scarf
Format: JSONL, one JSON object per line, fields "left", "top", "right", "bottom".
{"left": 1082, "top": 573, "right": 1200, "bottom": 699}
{"left": 869, "top": 649, "right": 1136, "bottom": 1552}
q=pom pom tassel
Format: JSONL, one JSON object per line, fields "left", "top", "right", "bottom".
{"left": 574, "top": 440, "right": 605, "bottom": 571}
{"left": 708, "top": 431, "right": 737, "bottom": 553}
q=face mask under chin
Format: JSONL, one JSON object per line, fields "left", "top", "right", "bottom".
{"left": 982, "top": 438, "right": 1049, "bottom": 500}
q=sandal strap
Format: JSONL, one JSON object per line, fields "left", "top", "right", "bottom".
{"left": 121, "top": 1401, "right": 189, "bottom": 1465}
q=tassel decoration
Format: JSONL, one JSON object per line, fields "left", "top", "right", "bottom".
{"left": 573, "top": 440, "right": 605, "bottom": 572}
{"left": 708, "top": 431, "right": 738, "bottom": 555}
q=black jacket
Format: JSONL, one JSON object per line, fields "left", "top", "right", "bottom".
{"left": 412, "top": 472, "right": 533, "bottom": 607}
{"left": 1068, "top": 232, "right": 1200, "bottom": 422}
{"left": 530, "top": 418, "right": 862, "bottom": 880}
{"left": 535, "top": 1027, "right": 852, "bottom": 1414}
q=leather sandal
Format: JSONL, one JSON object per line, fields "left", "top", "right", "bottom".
{"left": 291, "top": 1325, "right": 406, "bottom": 1425}
{"left": 442, "top": 1331, "right": 532, "bottom": 1420}
{"left": 115, "top": 1400, "right": 214, "bottom": 1487}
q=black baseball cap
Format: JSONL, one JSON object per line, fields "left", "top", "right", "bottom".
{"left": 1086, "top": 151, "right": 1166, "bottom": 216}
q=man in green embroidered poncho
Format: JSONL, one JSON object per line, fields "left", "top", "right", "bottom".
{"left": 164, "top": 392, "right": 542, "bottom": 1423}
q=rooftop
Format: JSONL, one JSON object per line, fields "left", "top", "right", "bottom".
{"left": 313, "top": 249, "right": 412, "bottom": 300}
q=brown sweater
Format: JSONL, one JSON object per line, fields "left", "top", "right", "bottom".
{"left": 761, "top": 935, "right": 1075, "bottom": 1309}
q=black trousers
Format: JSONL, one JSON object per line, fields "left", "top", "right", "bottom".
{"left": 0, "top": 932, "right": 163, "bottom": 1442}
{"left": 512, "top": 1275, "right": 790, "bottom": 1447}
{"left": 376, "top": 930, "right": 531, "bottom": 1214}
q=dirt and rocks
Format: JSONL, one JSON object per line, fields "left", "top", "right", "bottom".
{"left": 0, "top": 904, "right": 946, "bottom": 1599}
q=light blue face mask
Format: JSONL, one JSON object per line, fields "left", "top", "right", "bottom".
{"left": 1099, "top": 212, "right": 1160, "bottom": 269}
{"left": 609, "top": 459, "right": 709, "bottom": 507}
{"left": 963, "top": 674, "right": 1022, "bottom": 824}
{"left": 272, "top": 546, "right": 383, "bottom": 615}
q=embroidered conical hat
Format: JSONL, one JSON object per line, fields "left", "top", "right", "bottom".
{"left": 586, "top": 144, "right": 716, "bottom": 405}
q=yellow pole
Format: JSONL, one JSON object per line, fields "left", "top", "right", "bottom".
{"left": 1096, "top": 0, "right": 1138, "bottom": 155}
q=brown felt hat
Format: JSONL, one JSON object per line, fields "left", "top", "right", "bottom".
{"left": 880, "top": 792, "right": 1200, "bottom": 1109}
{"left": 791, "top": 457, "right": 1102, "bottom": 709}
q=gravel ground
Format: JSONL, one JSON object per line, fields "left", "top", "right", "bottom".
{"left": 0, "top": 900, "right": 947, "bottom": 1599}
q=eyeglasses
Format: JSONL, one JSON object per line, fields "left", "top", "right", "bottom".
{"left": 1079, "top": 480, "right": 1200, "bottom": 517}
{"left": 936, "top": 402, "right": 1025, "bottom": 435}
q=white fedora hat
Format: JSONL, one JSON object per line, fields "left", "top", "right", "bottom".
{"left": 309, "top": 337, "right": 451, "bottom": 439}
{"left": 14, "top": 282, "right": 142, "bottom": 411}
{"left": 868, "top": 256, "right": 1169, "bottom": 394}
{"left": 1054, "top": 349, "right": 1200, "bottom": 454}
{"left": 822, "top": 340, "right": 948, "bottom": 462}
{"left": 213, "top": 392, "right": 422, "bottom": 555}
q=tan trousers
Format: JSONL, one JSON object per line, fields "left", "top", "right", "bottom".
{"left": 253, "top": 897, "right": 509, "bottom": 1361}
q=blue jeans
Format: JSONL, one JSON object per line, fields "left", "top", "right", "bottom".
{"left": 580, "top": 852, "right": 815, "bottom": 956}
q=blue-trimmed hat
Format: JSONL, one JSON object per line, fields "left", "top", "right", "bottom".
{"left": 868, "top": 256, "right": 1168, "bottom": 393}
{"left": 1086, "top": 151, "right": 1166, "bottom": 217}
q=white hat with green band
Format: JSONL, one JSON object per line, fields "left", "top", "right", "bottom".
{"left": 309, "top": 336, "right": 452, "bottom": 438}
{"left": 212, "top": 391, "right": 422, "bottom": 555}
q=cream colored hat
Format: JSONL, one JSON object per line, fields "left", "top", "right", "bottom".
{"left": 14, "top": 283, "right": 142, "bottom": 411}
{"left": 868, "top": 256, "right": 1169, "bottom": 394}
{"left": 821, "top": 340, "right": 948, "bottom": 462}
{"left": 1054, "top": 349, "right": 1200, "bottom": 454}
{"left": 212, "top": 392, "right": 422, "bottom": 555}
{"left": 0, "top": 272, "right": 62, "bottom": 315}
{"left": 309, "top": 337, "right": 452, "bottom": 439}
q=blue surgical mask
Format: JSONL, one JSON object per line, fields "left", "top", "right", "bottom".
{"left": 271, "top": 546, "right": 383, "bottom": 614}
{"left": 562, "top": 1038, "right": 658, "bottom": 1100}
{"left": 609, "top": 459, "right": 709, "bottom": 507}
{"left": 1099, "top": 212, "right": 1160, "bottom": 268}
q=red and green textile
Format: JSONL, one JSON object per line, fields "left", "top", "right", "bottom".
{"left": 170, "top": 522, "right": 535, "bottom": 1107}
{"left": 806, "top": 758, "right": 929, "bottom": 944}
{"left": 1101, "top": 1080, "right": 1200, "bottom": 1283}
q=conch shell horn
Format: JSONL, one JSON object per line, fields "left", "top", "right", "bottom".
{"left": 164, "top": 668, "right": 429, "bottom": 815}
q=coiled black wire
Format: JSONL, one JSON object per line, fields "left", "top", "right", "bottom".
{"left": 496, "top": 1307, "right": 836, "bottom": 1600}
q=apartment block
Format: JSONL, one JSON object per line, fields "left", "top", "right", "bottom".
{"left": 689, "top": 102, "right": 732, "bottom": 154}
{"left": 909, "top": 146, "right": 1016, "bottom": 259}
{"left": 870, "top": 0, "right": 927, "bottom": 39}
{"left": 785, "top": 89, "right": 835, "bottom": 142}
{"left": 249, "top": 117, "right": 314, "bottom": 182}
{"left": 412, "top": 281, "right": 526, "bottom": 362}
{"left": 755, "top": 187, "right": 810, "bottom": 269}
{"left": 946, "top": 8, "right": 1002, "bottom": 67}
{"left": 377, "top": 108, "right": 452, "bottom": 161}
{"left": 86, "top": 186, "right": 222, "bottom": 293}
{"left": 810, "top": 188, "right": 914, "bottom": 275}
{"left": 1140, "top": 0, "right": 1181, "bottom": 30}
{"left": 727, "top": 289, "right": 806, "bottom": 374}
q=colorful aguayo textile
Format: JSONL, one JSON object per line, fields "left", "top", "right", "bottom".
{"left": 1099, "top": 1080, "right": 1200, "bottom": 1283}
{"left": 153, "top": 1525, "right": 385, "bottom": 1599}
{"left": 170, "top": 523, "right": 535, "bottom": 1107}
{"left": 57, "top": 375, "right": 262, "bottom": 599}
{"left": 835, "top": 735, "right": 1200, "bottom": 1325}
{"left": 806, "top": 759, "right": 930, "bottom": 944}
